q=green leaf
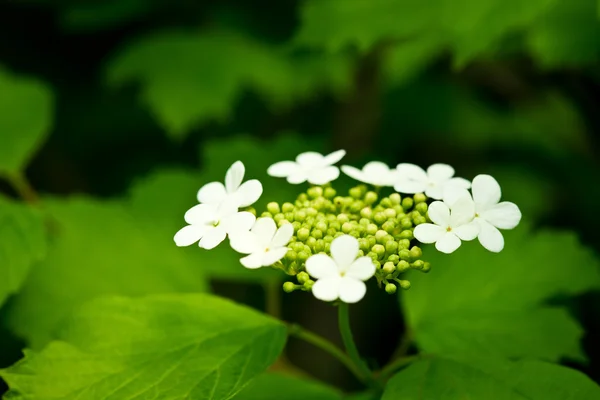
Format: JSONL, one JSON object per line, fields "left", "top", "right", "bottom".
{"left": 0, "top": 67, "right": 53, "bottom": 175}
{"left": 382, "top": 355, "right": 600, "bottom": 399}
{"left": 402, "top": 227, "right": 600, "bottom": 361}
{"left": 1, "top": 294, "right": 287, "bottom": 400}
{"left": 107, "top": 31, "right": 351, "bottom": 138}
{"left": 5, "top": 197, "right": 208, "bottom": 348}
{"left": 232, "top": 373, "right": 342, "bottom": 400}
{"left": 0, "top": 197, "right": 47, "bottom": 307}
{"left": 62, "top": 0, "right": 151, "bottom": 31}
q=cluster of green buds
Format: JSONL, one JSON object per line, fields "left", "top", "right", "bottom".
{"left": 258, "top": 185, "right": 431, "bottom": 295}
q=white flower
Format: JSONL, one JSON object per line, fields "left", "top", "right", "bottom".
{"left": 197, "top": 161, "right": 263, "bottom": 208}
{"left": 413, "top": 193, "right": 479, "bottom": 254}
{"left": 229, "top": 218, "right": 294, "bottom": 269}
{"left": 394, "top": 163, "right": 471, "bottom": 200}
{"left": 174, "top": 201, "right": 256, "bottom": 249}
{"left": 267, "top": 150, "right": 346, "bottom": 185}
{"left": 471, "top": 174, "right": 522, "bottom": 253}
{"left": 305, "top": 235, "right": 376, "bottom": 303}
{"left": 341, "top": 161, "right": 398, "bottom": 186}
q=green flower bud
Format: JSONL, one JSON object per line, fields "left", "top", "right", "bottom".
{"left": 366, "top": 223, "right": 378, "bottom": 235}
{"left": 374, "top": 212, "right": 386, "bottom": 224}
{"left": 342, "top": 222, "right": 354, "bottom": 234}
{"left": 397, "top": 260, "right": 411, "bottom": 272}
{"left": 292, "top": 221, "right": 302, "bottom": 231}
{"left": 421, "top": 262, "right": 431, "bottom": 273}
{"left": 297, "top": 271, "right": 310, "bottom": 284}
{"left": 315, "top": 221, "right": 328, "bottom": 232}
{"left": 384, "top": 208, "right": 397, "bottom": 219}
{"left": 402, "top": 197, "right": 414, "bottom": 210}
{"left": 306, "top": 207, "right": 318, "bottom": 217}
{"left": 306, "top": 237, "right": 317, "bottom": 247}
{"left": 399, "top": 230, "right": 414, "bottom": 240}
{"left": 410, "top": 246, "right": 423, "bottom": 259}
{"left": 415, "top": 202, "right": 428, "bottom": 215}
{"left": 333, "top": 196, "right": 345, "bottom": 208}
{"left": 297, "top": 228, "right": 310, "bottom": 241}
{"left": 334, "top": 231, "right": 344, "bottom": 238}
{"left": 387, "top": 254, "right": 400, "bottom": 264}
{"left": 379, "top": 198, "right": 392, "bottom": 208}
{"left": 412, "top": 260, "right": 425, "bottom": 270}
{"left": 337, "top": 213, "right": 350, "bottom": 223}
{"left": 375, "top": 229, "right": 388, "bottom": 242}
{"left": 358, "top": 218, "right": 370, "bottom": 227}
{"left": 282, "top": 202, "right": 295, "bottom": 213}
{"left": 313, "top": 197, "right": 328, "bottom": 210}
{"left": 360, "top": 207, "right": 373, "bottom": 219}
{"left": 400, "top": 218, "right": 413, "bottom": 229}
{"left": 297, "top": 251, "right": 310, "bottom": 262}
{"left": 245, "top": 207, "right": 257, "bottom": 216}
{"left": 284, "top": 212, "right": 294, "bottom": 222}
{"left": 297, "top": 193, "right": 308, "bottom": 201}
{"left": 399, "top": 249, "right": 411, "bottom": 260}
{"left": 389, "top": 193, "right": 401, "bottom": 205}
{"left": 311, "top": 229, "right": 323, "bottom": 239}
{"left": 307, "top": 186, "right": 323, "bottom": 199}
{"left": 273, "top": 213, "right": 285, "bottom": 223}
{"left": 326, "top": 228, "right": 337, "bottom": 237}
{"left": 367, "top": 251, "right": 378, "bottom": 263}
{"left": 385, "top": 283, "right": 397, "bottom": 294}
{"left": 385, "top": 240, "right": 399, "bottom": 254}
{"left": 303, "top": 280, "right": 314, "bottom": 290}
{"left": 261, "top": 211, "right": 273, "bottom": 218}
{"left": 350, "top": 201, "right": 364, "bottom": 213}
{"left": 382, "top": 220, "right": 395, "bottom": 233}
{"left": 349, "top": 230, "right": 361, "bottom": 238}
{"left": 413, "top": 215, "right": 427, "bottom": 225}
{"left": 283, "top": 282, "right": 296, "bottom": 293}
{"left": 325, "top": 242, "right": 331, "bottom": 252}
{"left": 364, "top": 191, "right": 378, "bottom": 205}
{"left": 398, "top": 280, "right": 411, "bottom": 290}
{"left": 358, "top": 238, "right": 370, "bottom": 251}
{"left": 414, "top": 193, "right": 427, "bottom": 203}
{"left": 367, "top": 236, "right": 377, "bottom": 247}
{"left": 382, "top": 262, "right": 396, "bottom": 274}
{"left": 372, "top": 244, "right": 385, "bottom": 258}
{"left": 323, "top": 235, "right": 334, "bottom": 243}
{"left": 278, "top": 219, "right": 291, "bottom": 227}
{"left": 394, "top": 206, "right": 404, "bottom": 216}
{"left": 349, "top": 186, "right": 363, "bottom": 199}
{"left": 324, "top": 187, "right": 336, "bottom": 199}
{"left": 267, "top": 202, "right": 280, "bottom": 214}
{"left": 286, "top": 250, "right": 297, "bottom": 261}
{"left": 398, "top": 238, "right": 411, "bottom": 249}
{"left": 314, "top": 240, "right": 325, "bottom": 252}
{"left": 303, "top": 244, "right": 312, "bottom": 254}
{"left": 294, "top": 210, "right": 307, "bottom": 221}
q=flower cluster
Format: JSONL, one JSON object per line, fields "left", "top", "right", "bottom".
{"left": 174, "top": 150, "right": 521, "bottom": 304}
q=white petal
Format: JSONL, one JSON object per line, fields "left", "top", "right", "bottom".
{"left": 339, "top": 277, "right": 367, "bottom": 303}
{"left": 424, "top": 185, "right": 444, "bottom": 200}
{"left": 296, "top": 151, "right": 325, "bottom": 167}
{"left": 229, "top": 231, "right": 262, "bottom": 255}
{"left": 262, "top": 247, "right": 289, "bottom": 266}
{"left": 448, "top": 177, "right": 471, "bottom": 189}
{"left": 442, "top": 186, "right": 472, "bottom": 208}
{"left": 306, "top": 254, "right": 339, "bottom": 279}
{"left": 267, "top": 161, "right": 299, "bottom": 178}
{"left": 435, "top": 232, "right": 462, "bottom": 254}
{"left": 199, "top": 227, "right": 227, "bottom": 249}
{"left": 449, "top": 196, "right": 476, "bottom": 227}
{"left": 235, "top": 180, "right": 263, "bottom": 207}
{"left": 394, "top": 180, "right": 427, "bottom": 195}
{"left": 225, "top": 161, "right": 245, "bottom": 193}
{"left": 240, "top": 252, "right": 265, "bottom": 269}
{"left": 472, "top": 174, "right": 501, "bottom": 209}
{"left": 414, "top": 223, "right": 446, "bottom": 243}
{"left": 196, "top": 182, "right": 227, "bottom": 204}
{"left": 346, "top": 257, "right": 376, "bottom": 280}
{"left": 477, "top": 219, "right": 504, "bottom": 252}
{"left": 287, "top": 170, "right": 309, "bottom": 184}
{"left": 427, "top": 201, "right": 451, "bottom": 226}
{"left": 427, "top": 163, "right": 455, "bottom": 181}
{"left": 364, "top": 161, "right": 395, "bottom": 186}
{"left": 453, "top": 221, "right": 479, "bottom": 241}
{"left": 251, "top": 217, "right": 277, "bottom": 244}
{"left": 307, "top": 166, "right": 340, "bottom": 185}
{"left": 341, "top": 165, "right": 365, "bottom": 183}
{"left": 323, "top": 149, "right": 346, "bottom": 165}
{"left": 330, "top": 234, "right": 359, "bottom": 268}
{"left": 480, "top": 202, "right": 521, "bottom": 230}
{"left": 396, "top": 163, "right": 427, "bottom": 182}
{"left": 221, "top": 211, "right": 256, "bottom": 235}
{"left": 312, "top": 277, "right": 341, "bottom": 302}
{"left": 184, "top": 204, "right": 218, "bottom": 225}
{"left": 271, "top": 223, "right": 294, "bottom": 248}
{"left": 174, "top": 225, "right": 207, "bottom": 246}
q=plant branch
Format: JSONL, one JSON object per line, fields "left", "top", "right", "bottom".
{"left": 376, "top": 354, "right": 423, "bottom": 382}
{"left": 5, "top": 172, "right": 39, "bottom": 204}
{"left": 264, "top": 279, "right": 281, "bottom": 319}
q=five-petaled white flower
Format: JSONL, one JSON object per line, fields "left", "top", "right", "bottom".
{"left": 306, "top": 235, "right": 376, "bottom": 303}
{"left": 413, "top": 193, "right": 479, "bottom": 254}
{"left": 267, "top": 150, "right": 346, "bottom": 185}
{"left": 471, "top": 174, "right": 522, "bottom": 253}
{"left": 197, "top": 161, "right": 263, "bottom": 208}
{"left": 174, "top": 201, "right": 256, "bottom": 249}
{"left": 229, "top": 218, "right": 294, "bottom": 269}
{"left": 394, "top": 163, "right": 470, "bottom": 200}
{"left": 341, "top": 161, "right": 398, "bottom": 187}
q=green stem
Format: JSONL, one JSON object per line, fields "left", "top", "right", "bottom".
{"left": 286, "top": 323, "right": 365, "bottom": 383}
{"left": 5, "top": 173, "right": 39, "bottom": 204}
{"left": 376, "top": 354, "right": 422, "bottom": 382}
{"left": 338, "top": 303, "right": 380, "bottom": 388}
{"left": 264, "top": 279, "right": 281, "bottom": 319}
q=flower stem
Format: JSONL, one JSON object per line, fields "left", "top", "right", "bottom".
{"left": 286, "top": 323, "right": 365, "bottom": 383}
{"left": 264, "top": 279, "right": 282, "bottom": 319}
{"left": 337, "top": 303, "right": 380, "bottom": 389}
{"left": 376, "top": 354, "right": 422, "bottom": 382}
{"left": 5, "top": 173, "right": 39, "bottom": 204}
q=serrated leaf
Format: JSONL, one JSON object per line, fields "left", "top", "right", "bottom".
{"left": 0, "top": 67, "right": 53, "bottom": 175}
{"left": 107, "top": 31, "right": 351, "bottom": 138}
{"left": 402, "top": 227, "right": 600, "bottom": 361}
{"left": 232, "top": 373, "right": 341, "bottom": 400}
{"left": 0, "top": 197, "right": 47, "bottom": 307}
{"left": 4, "top": 197, "right": 208, "bottom": 348}
{"left": 382, "top": 355, "right": 600, "bottom": 399}
{"left": 1, "top": 294, "right": 287, "bottom": 400}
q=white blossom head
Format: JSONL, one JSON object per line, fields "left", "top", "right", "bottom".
{"left": 394, "top": 163, "right": 470, "bottom": 200}
{"left": 267, "top": 150, "right": 346, "bottom": 185}
{"left": 197, "top": 161, "right": 263, "bottom": 208}
{"left": 341, "top": 161, "right": 398, "bottom": 187}
{"left": 305, "top": 235, "right": 376, "bottom": 303}
{"left": 174, "top": 201, "right": 256, "bottom": 249}
{"left": 229, "top": 217, "right": 294, "bottom": 269}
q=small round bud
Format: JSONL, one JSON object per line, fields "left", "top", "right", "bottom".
{"left": 292, "top": 221, "right": 302, "bottom": 231}
{"left": 273, "top": 213, "right": 285, "bottom": 223}
{"left": 297, "top": 228, "right": 310, "bottom": 241}
{"left": 333, "top": 196, "right": 345, "bottom": 208}
{"left": 415, "top": 202, "right": 428, "bottom": 215}
{"left": 359, "top": 218, "right": 370, "bottom": 227}
{"left": 379, "top": 198, "right": 392, "bottom": 208}
{"left": 349, "top": 186, "right": 363, "bottom": 199}
{"left": 389, "top": 193, "right": 401, "bottom": 205}
{"left": 367, "top": 236, "right": 377, "bottom": 247}
{"left": 387, "top": 254, "right": 400, "bottom": 264}
{"left": 297, "top": 271, "right": 310, "bottom": 284}
{"left": 414, "top": 193, "right": 427, "bottom": 203}
{"left": 372, "top": 244, "right": 385, "bottom": 258}
{"left": 413, "top": 215, "right": 427, "bottom": 225}
{"left": 307, "top": 186, "right": 323, "bottom": 199}
{"left": 385, "top": 283, "right": 397, "bottom": 294}
{"left": 385, "top": 240, "right": 399, "bottom": 254}
{"left": 311, "top": 229, "right": 323, "bottom": 239}
{"left": 261, "top": 211, "right": 273, "bottom": 218}
{"left": 399, "top": 230, "right": 414, "bottom": 240}
{"left": 402, "top": 197, "right": 414, "bottom": 210}
{"left": 358, "top": 238, "right": 370, "bottom": 251}
{"left": 286, "top": 250, "right": 297, "bottom": 261}
{"left": 410, "top": 246, "right": 423, "bottom": 259}
{"left": 297, "top": 251, "right": 310, "bottom": 262}
{"left": 334, "top": 231, "right": 344, "bottom": 238}
{"left": 245, "top": 207, "right": 257, "bottom": 216}
{"left": 324, "top": 187, "right": 336, "bottom": 199}
{"left": 284, "top": 212, "right": 295, "bottom": 222}
{"left": 306, "top": 207, "right": 318, "bottom": 217}
{"left": 421, "top": 262, "right": 431, "bottom": 273}
{"left": 267, "top": 202, "right": 280, "bottom": 214}
{"left": 384, "top": 208, "right": 397, "bottom": 219}
{"left": 398, "top": 238, "right": 411, "bottom": 249}
{"left": 374, "top": 212, "right": 386, "bottom": 224}
{"left": 342, "top": 222, "right": 354, "bottom": 234}
{"left": 400, "top": 218, "right": 413, "bottom": 229}
{"left": 316, "top": 221, "right": 328, "bottom": 232}
{"left": 283, "top": 282, "right": 296, "bottom": 293}
{"left": 382, "top": 220, "right": 395, "bottom": 233}
{"left": 326, "top": 228, "right": 337, "bottom": 237}
{"left": 398, "top": 280, "right": 411, "bottom": 290}
{"left": 397, "top": 260, "right": 411, "bottom": 272}
{"left": 412, "top": 260, "right": 425, "bottom": 270}
{"left": 324, "top": 242, "right": 331, "bottom": 252}
{"left": 295, "top": 210, "right": 307, "bottom": 222}
{"left": 306, "top": 237, "right": 317, "bottom": 247}
{"left": 364, "top": 191, "right": 378, "bottom": 205}
{"left": 329, "top": 221, "right": 341, "bottom": 231}
{"left": 314, "top": 240, "right": 325, "bottom": 252}
{"left": 367, "top": 251, "right": 378, "bottom": 263}
{"left": 337, "top": 213, "right": 350, "bottom": 224}
{"left": 399, "top": 249, "right": 411, "bottom": 260}
{"left": 360, "top": 207, "right": 373, "bottom": 219}
{"left": 382, "top": 262, "right": 396, "bottom": 274}
{"left": 292, "top": 242, "right": 304, "bottom": 252}
{"left": 375, "top": 230, "right": 388, "bottom": 242}
{"left": 313, "top": 197, "right": 328, "bottom": 210}
{"left": 282, "top": 202, "right": 294, "bottom": 213}
{"left": 366, "top": 223, "right": 378, "bottom": 235}
{"left": 278, "top": 219, "right": 291, "bottom": 227}
{"left": 303, "top": 280, "right": 314, "bottom": 290}
{"left": 323, "top": 235, "right": 334, "bottom": 243}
